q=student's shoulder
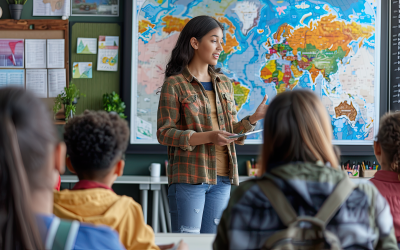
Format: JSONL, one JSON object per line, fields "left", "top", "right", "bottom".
{"left": 117, "top": 194, "right": 144, "bottom": 213}
{"left": 76, "top": 222, "right": 125, "bottom": 249}
{"left": 228, "top": 178, "right": 260, "bottom": 206}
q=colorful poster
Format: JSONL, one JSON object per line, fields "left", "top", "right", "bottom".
{"left": 77, "top": 38, "right": 97, "bottom": 54}
{"left": 97, "top": 36, "right": 118, "bottom": 71}
{"left": 0, "top": 39, "right": 24, "bottom": 68}
{"left": 73, "top": 62, "right": 92, "bottom": 78}
{"left": 33, "top": 0, "right": 70, "bottom": 16}
{"left": 131, "top": 0, "right": 380, "bottom": 145}
{"left": 71, "top": 0, "right": 118, "bottom": 16}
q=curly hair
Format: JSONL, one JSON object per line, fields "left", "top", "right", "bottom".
{"left": 377, "top": 112, "right": 400, "bottom": 172}
{"left": 64, "top": 110, "right": 129, "bottom": 179}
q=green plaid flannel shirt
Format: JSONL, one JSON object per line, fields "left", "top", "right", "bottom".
{"left": 157, "top": 67, "right": 256, "bottom": 186}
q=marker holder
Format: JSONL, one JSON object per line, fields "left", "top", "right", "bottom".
{"left": 361, "top": 169, "right": 377, "bottom": 177}
{"left": 247, "top": 168, "right": 259, "bottom": 177}
{"left": 344, "top": 169, "right": 359, "bottom": 178}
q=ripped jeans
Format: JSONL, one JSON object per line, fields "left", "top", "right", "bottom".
{"left": 168, "top": 175, "right": 231, "bottom": 234}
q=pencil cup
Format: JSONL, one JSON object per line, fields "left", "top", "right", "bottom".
{"left": 149, "top": 163, "right": 161, "bottom": 177}
{"left": 361, "top": 169, "right": 377, "bottom": 177}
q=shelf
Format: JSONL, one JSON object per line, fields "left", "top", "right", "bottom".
{"left": 54, "top": 120, "right": 66, "bottom": 125}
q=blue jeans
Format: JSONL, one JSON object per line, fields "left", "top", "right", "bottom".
{"left": 168, "top": 175, "right": 231, "bottom": 234}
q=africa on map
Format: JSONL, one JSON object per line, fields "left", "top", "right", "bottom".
{"left": 132, "top": 0, "right": 380, "bottom": 144}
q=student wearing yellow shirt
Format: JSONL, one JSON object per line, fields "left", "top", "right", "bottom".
{"left": 53, "top": 110, "right": 187, "bottom": 250}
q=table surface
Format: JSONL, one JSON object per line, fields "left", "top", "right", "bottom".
{"left": 61, "top": 175, "right": 371, "bottom": 184}
{"left": 155, "top": 233, "right": 215, "bottom": 250}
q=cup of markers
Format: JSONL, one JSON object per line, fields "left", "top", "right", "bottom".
{"left": 342, "top": 160, "right": 379, "bottom": 178}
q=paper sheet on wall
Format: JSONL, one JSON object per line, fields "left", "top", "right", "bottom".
{"left": 0, "top": 39, "right": 24, "bottom": 68}
{"left": 0, "top": 69, "right": 25, "bottom": 88}
{"left": 33, "top": 0, "right": 70, "bottom": 16}
{"left": 73, "top": 62, "right": 92, "bottom": 78}
{"left": 97, "top": 36, "right": 118, "bottom": 71}
{"left": 25, "top": 39, "right": 46, "bottom": 68}
{"left": 26, "top": 69, "right": 47, "bottom": 98}
{"left": 47, "top": 39, "right": 64, "bottom": 68}
{"left": 77, "top": 38, "right": 97, "bottom": 54}
{"left": 48, "top": 69, "right": 66, "bottom": 97}
{"left": 136, "top": 117, "right": 152, "bottom": 140}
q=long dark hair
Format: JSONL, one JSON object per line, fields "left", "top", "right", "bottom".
{"left": 165, "top": 15, "right": 224, "bottom": 77}
{"left": 261, "top": 90, "right": 338, "bottom": 173}
{"left": 0, "top": 87, "right": 58, "bottom": 249}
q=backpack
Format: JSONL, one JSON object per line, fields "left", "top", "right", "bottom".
{"left": 258, "top": 177, "right": 356, "bottom": 250}
{"left": 44, "top": 217, "right": 80, "bottom": 250}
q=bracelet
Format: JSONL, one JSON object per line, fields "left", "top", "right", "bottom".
{"left": 246, "top": 116, "right": 256, "bottom": 125}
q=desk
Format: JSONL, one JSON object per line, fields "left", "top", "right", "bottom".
{"left": 155, "top": 233, "right": 215, "bottom": 250}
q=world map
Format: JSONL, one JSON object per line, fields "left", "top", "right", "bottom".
{"left": 132, "top": 0, "right": 379, "bottom": 144}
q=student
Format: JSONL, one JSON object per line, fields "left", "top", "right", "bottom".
{"left": 157, "top": 15, "right": 268, "bottom": 234}
{"left": 53, "top": 110, "right": 187, "bottom": 250}
{"left": 213, "top": 90, "right": 397, "bottom": 249}
{"left": 0, "top": 87, "right": 124, "bottom": 249}
{"left": 371, "top": 112, "right": 400, "bottom": 245}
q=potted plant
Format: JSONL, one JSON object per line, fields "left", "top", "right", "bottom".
{"left": 53, "top": 83, "right": 85, "bottom": 122}
{"left": 6, "top": 0, "right": 28, "bottom": 20}
{"left": 103, "top": 91, "right": 127, "bottom": 119}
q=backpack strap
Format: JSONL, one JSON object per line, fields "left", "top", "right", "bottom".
{"left": 45, "top": 217, "right": 80, "bottom": 250}
{"left": 257, "top": 180, "right": 297, "bottom": 226}
{"left": 258, "top": 177, "right": 356, "bottom": 228}
{"left": 315, "top": 177, "right": 356, "bottom": 225}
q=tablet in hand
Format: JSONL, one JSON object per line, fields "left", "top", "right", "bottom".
{"left": 226, "top": 129, "right": 263, "bottom": 139}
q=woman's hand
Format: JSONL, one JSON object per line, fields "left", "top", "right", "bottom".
{"left": 208, "top": 130, "right": 238, "bottom": 146}
{"left": 249, "top": 95, "right": 268, "bottom": 124}
{"left": 189, "top": 131, "right": 237, "bottom": 146}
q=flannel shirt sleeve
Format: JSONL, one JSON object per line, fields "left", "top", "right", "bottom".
{"left": 228, "top": 81, "right": 256, "bottom": 145}
{"left": 157, "top": 82, "right": 196, "bottom": 151}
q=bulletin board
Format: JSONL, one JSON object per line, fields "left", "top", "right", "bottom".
{"left": 70, "top": 22, "right": 121, "bottom": 115}
{"left": 0, "top": 19, "right": 69, "bottom": 111}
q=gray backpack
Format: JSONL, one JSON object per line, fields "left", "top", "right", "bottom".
{"left": 258, "top": 177, "right": 356, "bottom": 250}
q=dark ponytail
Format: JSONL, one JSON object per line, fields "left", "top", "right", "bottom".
{"left": 0, "top": 87, "right": 58, "bottom": 249}
{"left": 165, "top": 15, "right": 224, "bottom": 77}
{"left": 377, "top": 112, "right": 400, "bottom": 172}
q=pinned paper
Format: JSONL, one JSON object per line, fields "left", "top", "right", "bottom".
{"left": 73, "top": 62, "right": 92, "bottom": 78}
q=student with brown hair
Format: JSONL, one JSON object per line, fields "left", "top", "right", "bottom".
{"left": 213, "top": 90, "right": 397, "bottom": 249}
{"left": 0, "top": 87, "right": 124, "bottom": 249}
{"left": 371, "top": 112, "right": 400, "bottom": 245}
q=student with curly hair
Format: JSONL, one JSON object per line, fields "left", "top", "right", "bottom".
{"left": 371, "top": 112, "right": 400, "bottom": 245}
{"left": 53, "top": 110, "right": 187, "bottom": 250}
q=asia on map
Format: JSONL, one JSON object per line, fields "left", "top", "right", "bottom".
{"left": 132, "top": 0, "right": 379, "bottom": 145}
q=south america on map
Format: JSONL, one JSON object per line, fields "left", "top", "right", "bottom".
{"left": 134, "top": 0, "right": 378, "bottom": 144}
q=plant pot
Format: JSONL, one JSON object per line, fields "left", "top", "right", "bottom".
{"left": 9, "top": 4, "right": 24, "bottom": 20}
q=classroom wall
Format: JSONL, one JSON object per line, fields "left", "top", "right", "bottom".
{"left": 3, "top": 1, "right": 378, "bottom": 228}
{"left": 0, "top": 0, "right": 124, "bottom": 22}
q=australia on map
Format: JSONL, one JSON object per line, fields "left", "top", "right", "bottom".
{"left": 132, "top": 0, "right": 379, "bottom": 144}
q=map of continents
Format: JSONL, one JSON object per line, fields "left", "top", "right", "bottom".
{"left": 135, "top": 0, "right": 378, "bottom": 143}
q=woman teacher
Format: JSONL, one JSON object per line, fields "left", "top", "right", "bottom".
{"left": 157, "top": 15, "right": 268, "bottom": 234}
